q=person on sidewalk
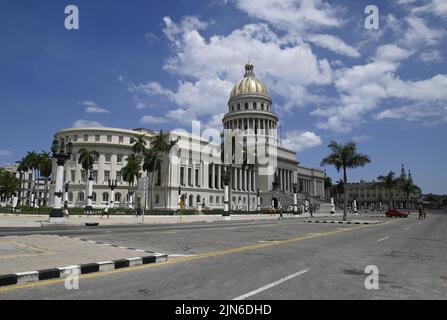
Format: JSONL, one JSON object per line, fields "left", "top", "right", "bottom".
{"left": 277, "top": 205, "right": 284, "bottom": 221}
{"left": 63, "top": 202, "right": 70, "bottom": 219}
{"left": 101, "top": 205, "right": 110, "bottom": 219}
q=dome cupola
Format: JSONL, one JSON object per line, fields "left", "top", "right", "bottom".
{"left": 230, "top": 62, "right": 270, "bottom": 101}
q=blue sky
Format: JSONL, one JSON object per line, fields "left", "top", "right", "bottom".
{"left": 0, "top": 0, "right": 446, "bottom": 194}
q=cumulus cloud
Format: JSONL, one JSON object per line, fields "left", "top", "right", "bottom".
{"left": 375, "top": 102, "right": 447, "bottom": 126}
{"left": 419, "top": 49, "right": 443, "bottom": 64}
{"left": 307, "top": 34, "right": 360, "bottom": 58}
{"left": 234, "top": 0, "right": 343, "bottom": 33}
{"left": 312, "top": 44, "right": 447, "bottom": 132}
{"left": 72, "top": 120, "right": 104, "bottom": 128}
{"left": 79, "top": 101, "right": 110, "bottom": 114}
{"left": 282, "top": 130, "right": 322, "bottom": 153}
{"left": 140, "top": 115, "right": 168, "bottom": 125}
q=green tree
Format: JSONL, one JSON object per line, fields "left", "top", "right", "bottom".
{"left": 38, "top": 152, "right": 53, "bottom": 207}
{"left": 121, "top": 154, "right": 141, "bottom": 208}
{"left": 131, "top": 134, "right": 147, "bottom": 155}
{"left": 377, "top": 171, "right": 400, "bottom": 209}
{"left": 321, "top": 141, "right": 371, "bottom": 221}
{"left": 400, "top": 179, "right": 420, "bottom": 211}
{"left": 78, "top": 148, "right": 99, "bottom": 206}
{"left": 0, "top": 169, "right": 21, "bottom": 204}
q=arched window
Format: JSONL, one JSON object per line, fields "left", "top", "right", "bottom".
{"left": 253, "top": 102, "right": 257, "bottom": 110}
{"left": 261, "top": 103, "right": 264, "bottom": 110}
{"left": 196, "top": 195, "right": 201, "bottom": 204}
{"left": 210, "top": 196, "right": 214, "bottom": 204}
{"left": 245, "top": 103, "right": 249, "bottom": 110}
{"left": 78, "top": 192, "right": 84, "bottom": 202}
{"left": 155, "top": 194, "right": 160, "bottom": 204}
{"left": 92, "top": 192, "right": 97, "bottom": 202}
{"left": 115, "top": 193, "right": 122, "bottom": 203}
{"left": 216, "top": 196, "right": 220, "bottom": 204}
{"left": 189, "top": 195, "right": 194, "bottom": 207}
{"left": 237, "top": 104, "right": 241, "bottom": 111}
{"left": 102, "top": 192, "right": 109, "bottom": 202}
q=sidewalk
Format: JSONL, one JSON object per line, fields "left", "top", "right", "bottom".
{"left": 0, "top": 212, "right": 346, "bottom": 228}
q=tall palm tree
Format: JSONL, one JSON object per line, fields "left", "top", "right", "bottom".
{"left": 38, "top": 152, "right": 53, "bottom": 207}
{"left": 400, "top": 179, "right": 420, "bottom": 211}
{"left": 145, "top": 131, "right": 178, "bottom": 210}
{"left": 321, "top": 141, "right": 371, "bottom": 221}
{"left": 78, "top": 148, "right": 99, "bottom": 207}
{"left": 24, "top": 151, "right": 40, "bottom": 206}
{"left": 131, "top": 134, "right": 147, "bottom": 155}
{"left": 121, "top": 154, "right": 141, "bottom": 208}
{"left": 376, "top": 171, "right": 400, "bottom": 210}
{"left": 16, "top": 157, "right": 29, "bottom": 205}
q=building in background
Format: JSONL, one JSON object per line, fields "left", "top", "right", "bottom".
{"left": 334, "top": 165, "right": 422, "bottom": 210}
{"left": 48, "top": 63, "right": 326, "bottom": 211}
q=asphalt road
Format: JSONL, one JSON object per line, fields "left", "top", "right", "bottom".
{"left": 0, "top": 210, "right": 446, "bottom": 300}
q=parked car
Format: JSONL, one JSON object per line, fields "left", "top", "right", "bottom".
{"left": 385, "top": 209, "right": 409, "bottom": 218}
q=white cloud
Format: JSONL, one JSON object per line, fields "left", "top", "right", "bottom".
{"left": 234, "top": 0, "right": 343, "bottom": 33}
{"left": 282, "top": 130, "right": 322, "bottom": 153}
{"left": 312, "top": 44, "right": 447, "bottom": 132}
{"left": 375, "top": 102, "right": 447, "bottom": 126}
{"left": 0, "top": 150, "right": 13, "bottom": 159}
{"left": 307, "top": 34, "right": 360, "bottom": 58}
{"left": 411, "top": 0, "right": 447, "bottom": 19}
{"left": 79, "top": 101, "right": 110, "bottom": 114}
{"left": 403, "top": 16, "right": 445, "bottom": 47}
{"left": 72, "top": 120, "right": 104, "bottom": 128}
{"left": 140, "top": 115, "right": 168, "bottom": 125}
{"left": 419, "top": 49, "right": 443, "bottom": 64}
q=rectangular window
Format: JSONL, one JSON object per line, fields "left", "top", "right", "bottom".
{"left": 188, "top": 168, "right": 192, "bottom": 186}
{"left": 92, "top": 171, "right": 98, "bottom": 183}
{"left": 180, "top": 167, "right": 185, "bottom": 186}
{"left": 119, "top": 136, "right": 124, "bottom": 144}
{"left": 73, "top": 135, "right": 78, "bottom": 142}
{"left": 104, "top": 171, "right": 110, "bottom": 183}
{"left": 116, "top": 172, "right": 122, "bottom": 183}
{"left": 70, "top": 170, "right": 75, "bottom": 182}
{"left": 117, "top": 155, "right": 123, "bottom": 164}
{"left": 81, "top": 170, "right": 86, "bottom": 182}
{"left": 195, "top": 168, "right": 200, "bottom": 187}
{"left": 105, "top": 154, "right": 111, "bottom": 163}
{"left": 95, "top": 135, "right": 100, "bottom": 142}
{"left": 83, "top": 135, "right": 88, "bottom": 142}
{"left": 107, "top": 135, "right": 112, "bottom": 142}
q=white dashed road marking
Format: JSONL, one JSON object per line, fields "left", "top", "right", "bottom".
{"left": 377, "top": 236, "right": 390, "bottom": 242}
{"left": 233, "top": 269, "right": 310, "bottom": 300}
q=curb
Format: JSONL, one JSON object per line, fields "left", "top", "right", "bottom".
{"left": 0, "top": 253, "right": 168, "bottom": 288}
{"left": 303, "top": 220, "right": 375, "bottom": 225}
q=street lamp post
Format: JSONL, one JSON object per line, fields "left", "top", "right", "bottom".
{"left": 108, "top": 179, "right": 117, "bottom": 209}
{"left": 85, "top": 165, "right": 94, "bottom": 214}
{"left": 257, "top": 189, "right": 261, "bottom": 212}
{"left": 50, "top": 138, "right": 73, "bottom": 223}
{"left": 64, "top": 182, "right": 70, "bottom": 205}
{"left": 292, "top": 183, "right": 298, "bottom": 213}
{"left": 222, "top": 166, "right": 232, "bottom": 217}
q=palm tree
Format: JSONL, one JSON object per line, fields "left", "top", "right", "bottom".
{"left": 376, "top": 171, "right": 400, "bottom": 210}
{"left": 121, "top": 154, "right": 141, "bottom": 209}
{"left": 38, "top": 152, "right": 53, "bottom": 207}
{"left": 131, "top": 134, "right": 147, "bottom": 155}
{"left": 321, "top": 141, "right": 371, "bottom": 221}
{"left": 400, "top": 179, "right": 420, "bottom": 211}
{"left": 16, "top": 157, "right": 29, "bottom": 205}
{"left": 78, "top": 148, "right": 99, "bottom": 208}
{"left": 24, "top": 151, "right": 40, "bottom": 206}
{"left": 144, "top": 131, "right": 178, "bottom": 210}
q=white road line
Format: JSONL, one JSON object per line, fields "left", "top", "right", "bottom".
{"left": 377, "top": 236, "right": 390, "bottom": 242}
{"left": 404, "top": 227, "right": 411, "bottom": 231}
{"left": 233, "top": 269, "right": 310, "bottom": 300}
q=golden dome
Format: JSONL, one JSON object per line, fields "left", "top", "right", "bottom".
{"left": 230, "top": 63, "right": 269, "bottom": 99}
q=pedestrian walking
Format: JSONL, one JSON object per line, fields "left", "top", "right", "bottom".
{"left": 418, "top": 206, "right": 423, "bottom": 220}
{"left": 63, "top": 203, "right": 70, "bottom": 219}
{"left": 278, "top": 208, "right": 283, "bottom": 221}
{"left": 101, "top": 206, "right": 109, "bottom": 219}
{"left": 309, "top": 205, "right": 314, "bottom": 218}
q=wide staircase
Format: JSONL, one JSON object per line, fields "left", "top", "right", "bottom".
{"left": 271, "top": 190, "right": 333, "bottom": 214}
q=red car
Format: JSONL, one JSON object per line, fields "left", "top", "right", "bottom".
{"left": 385, "top": 209, "right": 409, "bottom": 218}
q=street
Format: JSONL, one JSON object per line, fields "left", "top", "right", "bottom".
{"left": 0, "top": 211, "right": 446, "bottom": 300}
